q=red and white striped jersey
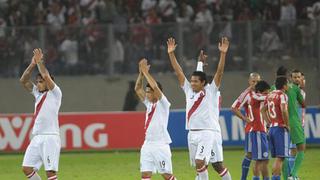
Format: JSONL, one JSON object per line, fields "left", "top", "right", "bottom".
{"left": 249, "top": 92, "right": 267, "bottom": 132}
{"left": 231, "top": 87, "right": 253, "bottom": 133}
{"left": 265, "top": 90, "right": 288, "bottom": 127}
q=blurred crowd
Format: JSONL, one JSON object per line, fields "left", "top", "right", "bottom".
{"left": 0, "top": 0, "right": 320, "bottom": 77}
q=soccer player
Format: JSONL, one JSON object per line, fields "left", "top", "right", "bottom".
{"left": 286, "top": 69, "right": 306, "bottom": 180}
{"left": 262, "top": 77, "right": 290, "bottom": 180}
{"left": 20, "top": 48, "right": 62, "bottom": 180}
{"left": 135, "top": 58, "right": 176, "bottom": 180}
{"left": 231, "top": 72, "right": 261, "bottom": 180}
{"left": 167, "top": 37, "right": 231, "bottom": 180}
{"left": 273, "top": 67, "right": 305, "bottom": 180}
{"left": 250, "top": 81, "right": 271, "bottom": 180}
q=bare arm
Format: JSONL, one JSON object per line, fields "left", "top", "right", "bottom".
{"left": 231, "top": 107, "right": 251, "bottom": 123}
{"left": 140, "top": 59, "right": 162, "bottom": 100}
{"left": 20, "top": 62, "right": 36, "bottom": 92}
{"left": 281, "top": 103, "right": 289, "bottom": 128}
{"left": 167, "top": 38, "right": 186, "bottom": 87}
{"left": 134, "top": 71, "right": 146, "bottom": 102}
{"left": 213, "top": 37, "right": 229, "bottom": 87}
{"left": 261, "top": 105, "right": 271, "bottom": 124}
{"left": 33, "top": 49, "right": 55, "bottom": 90}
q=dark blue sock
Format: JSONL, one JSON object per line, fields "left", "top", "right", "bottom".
{"left": 271, "top": 175, "right": 280, "bottom": 180}
{"left": 253, "top": 176, "right": 260, "bottom": 180}
{"left": 241, "top": 157, "right": 251, "bottom": 180}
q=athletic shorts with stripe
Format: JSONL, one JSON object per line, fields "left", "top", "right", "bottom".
{"left": 140, "top": 143, "right": 173, "bottom": 174}
{"left": 251, "top": 131, "right": 269, "bottom": 160}
{"left": 188, "top": 130, "right": 214, "bottom": 166}
{"left": 268, "top": 127, "right": 290, "bottom": 158}
{"left": 22, "top": 135, "right": 61, "bottom": 171}
{"left": 244, "top": 132, "right": 253, "bottom": 153}
{"left": 209, "top": 131, "right": 224, "bottom": 163}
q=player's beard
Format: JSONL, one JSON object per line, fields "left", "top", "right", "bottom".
{"left": 39, "top": 88, "right": 49, "bottom": 93}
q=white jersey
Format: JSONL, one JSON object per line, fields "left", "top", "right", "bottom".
{"left": 143, "top": 94, "right": 172, "bottom": 144}
{"left": 31, "top": 84, "right": 62, "bottom": 135}
{"left": 182, "top": 79, "right": 221, "bottom": 131}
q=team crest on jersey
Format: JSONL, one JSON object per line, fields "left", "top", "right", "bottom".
{"left": 263, "top": 152, "right": 268, "bottom": 158}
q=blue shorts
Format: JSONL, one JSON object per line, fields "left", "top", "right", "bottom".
{"left": 251, "top": 131, "right": 269, "bottom": 160}
{"left": 269, "top": 127, "right": 290, "bottom": 158}
{"left": 245, "top": 132, "right": 252, "bottom": 153}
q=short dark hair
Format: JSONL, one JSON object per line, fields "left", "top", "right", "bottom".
{"left": 290, "top": 69, "right": 301, "bottom": 77}
{"left": 275, "top": 77, "right": 288, "bottom": 90}
{"left": 36, "top": 73, "right": 55, "bottom": 81}
{"left": 191, "top": 71, "right": 207, "bottom": 85}
{"left": 276, "top": 66, "right": 287, "bottom": 77}
{"left": 146, "top": 81, "right": 163, "bottom": 91}
{"left": 255, "top": 80, "right": 270, "bottom": 93}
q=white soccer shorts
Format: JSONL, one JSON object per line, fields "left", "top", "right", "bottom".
{"left": 188, "top": 130, "right": 215, "bottom": 166}
{"left": 209, "top": 131, "right": 224, "bottom": 163}
{"left": 140, "top": 143, "right": 173, "bottom": 174}
{"left": 22, "top": 135, "right": 61, "bottom": 171}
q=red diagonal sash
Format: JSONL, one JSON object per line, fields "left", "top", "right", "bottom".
{"left": 32, "top": 92, "right": 48, "bottom": 121}
{"left": 187, "top": 91, "right": 206, "bottom": 122}
{"left": 145, "top": 103, "right": 157, "bottom": 131}
{"left": 144, "top": 104, "right": 157, "bottom": 131}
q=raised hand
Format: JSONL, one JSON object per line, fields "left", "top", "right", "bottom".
{"left": 198, "top": 50, "right": 208, "bottom": 66}
{"left": 218, "top": 37, "right": 229, "bottom": 53}
{"left": 139, "top": 58, "right": 150, "bottom": 74}
{"left": 167, "top": 37, "right": 177, "bottom": 53}
{"left": 32, "top": 48, "right": 44, "bottom": 64}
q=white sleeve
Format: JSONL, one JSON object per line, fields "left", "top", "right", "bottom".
{"left": 182, "top": 78, "right": 191, "bottom": 94}
{"left": 207, "top": 80, "right": 219, "bottom": 93}
{"left": 280, "top": 94, "right": 288, "bottom": 104}
{"left": 252, "top": 92, "right": 267, "bottom": 101}
{"left": 143, "top": 97, "right": 150, "bottom": 107}
{"left": 50, "top": 84, "right": 62, "bottom": 99}
{"left": 31, "top": 84, "right": 40, "bottom": 97}
{"left": 159, "top": 93, "right": 171, "bottom": 107}
{"left": 239, "top": 93, "right": 250, "bottom": 108}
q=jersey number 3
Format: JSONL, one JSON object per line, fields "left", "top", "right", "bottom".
{"left": 268, "top": 101, "right": 277, "bottom": 118}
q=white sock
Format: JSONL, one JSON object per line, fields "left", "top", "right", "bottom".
{"left": 220, "top": 168, "right": 232, "bottom": 180}
{"left": 27, "top": 171, "right": 41, "bottom": 180}
{"left": 197, "top": 166, "right": 208, "bottom": 180}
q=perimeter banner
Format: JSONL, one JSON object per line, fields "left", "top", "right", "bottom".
{"left": 1, "top": 108, "right": 319, "bottom": 152}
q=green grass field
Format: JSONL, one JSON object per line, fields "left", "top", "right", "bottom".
{"left": 1, "top": 148, "right": 319, "bottom": 179}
